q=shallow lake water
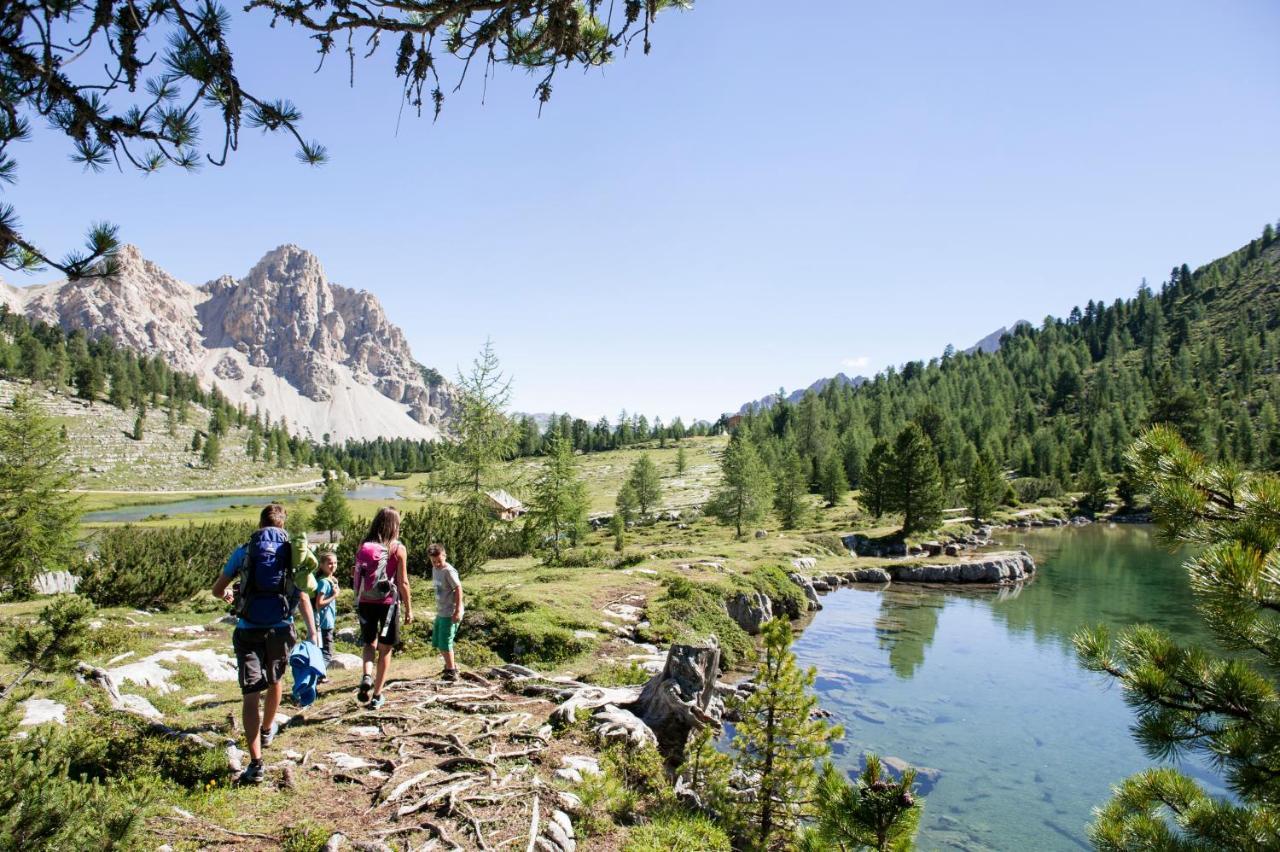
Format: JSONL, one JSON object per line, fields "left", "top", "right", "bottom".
{"left": 83, "top": 482, "right": 403, "bottom": 523}
{"left": 793, "top": 524, "right": 1229, "bottom": 850}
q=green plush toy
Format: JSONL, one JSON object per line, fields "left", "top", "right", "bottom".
{"left": 292, "top": 532, "right": 319, "bottom": 595}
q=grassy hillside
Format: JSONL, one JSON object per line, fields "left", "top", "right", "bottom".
{"left": 0, "top": 379, "right": 321, "bottom": 492}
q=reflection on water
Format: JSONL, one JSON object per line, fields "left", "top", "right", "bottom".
{"left": 83, "top": 482, "right": 403, "bottom": 523}
{"left": 795, "top": 524, "right": 1228, "bottom": 851}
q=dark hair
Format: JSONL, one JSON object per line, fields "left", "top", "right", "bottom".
{"left": 427, "top": 543, "right": 445, "bottom": 558}
{"left": 259, "top": 503, "right": 287, "bottom": 529}
{"left": 364, "top": 507, "right": 401, "bottom": 545}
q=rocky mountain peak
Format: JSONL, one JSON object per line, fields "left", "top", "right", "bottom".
{"left": 7, "top": 245, "right": 453, "bottom": 441}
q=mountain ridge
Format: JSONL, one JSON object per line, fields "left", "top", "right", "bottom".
{"left": 0, "top": 245, "right": 454, "bottom": 442}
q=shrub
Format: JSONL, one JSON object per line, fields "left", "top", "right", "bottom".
{"left": 639, "top": 580, "right": 752, "bottom": 669}
{"left": 79, "top": 521, "right": 254, "bottom": 609}
{"left": 609, "top": 551, "right": 647, "bottom": 570}
{"left": 803, "top": 533, "right": 848, "bottom": 556}
{"left": 578, "top": 743, "right": 674, "bottom": 836}
{"left": 740, "top": 564, "right": 806, "bottom": 620}
{"left": 0, "top": 705, "right": 150, "bottom": 850}
{"left": 558, "top": 547, "right": 606, "bottom": 568}
{"left": 1012, "top": 477, "right": 1064, "bottom": 503}
{"left": 624, "top": 809, "right": 732, "bottom": 852}
{"left": 67, "top": 710, "right": 227, "bottom": 788}
{"left": 399, "top": 499, "right": 494, "bottom": 578}
{"left": 281, "top": 819, "right": 333, "bottom": 852}
{"left": 454, "top": 638, "right": 502, "bottom": 668}
{"left": 463, "top": 590, "right": 592, "bottom": 666}
{"left": 585, "top": 661, "right": 653, "bottom": 687}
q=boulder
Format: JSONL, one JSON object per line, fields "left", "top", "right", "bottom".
{"left": 725, "top": 592, "right": 773, "bottom": 635}
{"left": 788, "top": 573, "right": 823, "bottom": 610}
{"left": 943, "top": 544, "right": 961, "bottom": 557}
{"left": 754, "top": 529, "right": 769, "bottom": 539}
{"left": 878, "top": 755, "right": 943, "bottom": 795}
{"left": 335, "top": 627, "right": 360, "bottom": 644}
{"left": 328, "top": 652, "right": 364, "bottom": 670}
{"left": 629, "top": 641, "right": 724, "bottom": 755}
{"left": 852, "top": 568, "right": 891, "bottom": 584}
{"left": 923, "top": 541, "right": 944, "bottom": 556}
{"left": 791, "top": 557, "right": 817, "bottom": 571}
{"left": 32, "top": 571, "right": 79, "bottom": 595}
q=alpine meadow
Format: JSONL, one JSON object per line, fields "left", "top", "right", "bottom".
{"left": 0, "top": 1, "right": 1278, "bottom": 851}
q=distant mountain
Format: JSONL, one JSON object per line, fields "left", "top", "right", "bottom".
{"left": 737, "top": 373, "right": 867, "bottom": 415}
{"left": 964, "top": 320, "right": 1031, "bottom": 355}
{"left": 1, "top": 245, "right": 455, "bottom": 441}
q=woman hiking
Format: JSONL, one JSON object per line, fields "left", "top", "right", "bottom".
{"left": 353, "top": 507, "right": 412, "bottom": 709}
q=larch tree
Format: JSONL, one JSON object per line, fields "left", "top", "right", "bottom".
{"left": 626, "top": 453, "right": 663, "bottom": 518}
{"left": 530, "top": 436, "right": 589, "bottom": 563}
{"left": 311, "top": 477, "right": 352, "bottom": 541}
{"left": 887, "top": 423, "right": 944, "bottom": 535}
{"left": 708, "top": 432, "right": 773, "bottom": 538}
{"left": 439, "top": 339, "right": 518, "bottom": 495}
{"left": 730, "top": 618, "right": 842, "bottom": 851}
{"left": 964, "top": 451, "right": 1004, "bottom": 525}
{"left": 1074, "top": 426, "right": 1280, "bottom": 849}
{"left": 818, "top": 449, "right": 849, "bottom": 508}
{"left": 861, "top": 438, "right": 894, "bottom": 519}
{"left": 774, "top": 445, "right": 812, "bottom": 530}
{"left": 0, "top": 394, "right": 83, "bottom": 600}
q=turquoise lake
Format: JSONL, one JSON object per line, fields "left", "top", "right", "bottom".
{"left": 793, "top": 524, "right": 1231, "bottom": 850}
{"left": 83, "top": 483, "right": 404, "bottom": 523}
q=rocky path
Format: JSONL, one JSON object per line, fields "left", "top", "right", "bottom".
{"left": 157, "top": 670, "right": 594, "bottom": 852}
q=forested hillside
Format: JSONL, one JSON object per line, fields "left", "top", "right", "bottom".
{"left": 734, "top": 224, "right": 1280, "bottom": 495}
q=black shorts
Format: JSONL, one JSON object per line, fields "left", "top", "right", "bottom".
{"left": 358, "top": 601, "right": 402, "bottom": 648}
{"left": 232, "top": 625, "right": 296, "bottom": 695}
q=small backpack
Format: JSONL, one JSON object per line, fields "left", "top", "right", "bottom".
{"left": 233, "top": 527, "right": 297, "bottom": 626}
{"left": 355, "top": 540, "right": 399, "bottom": 602}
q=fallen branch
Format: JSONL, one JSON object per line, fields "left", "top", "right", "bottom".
{"left": 438, "top": 756, "right": 497, "bottom": 773}
{"left": 381, "top": 768, "right": 437, "bottom": 804}
{"left": 525, "top": 796, "right": 540, "bottom": 852}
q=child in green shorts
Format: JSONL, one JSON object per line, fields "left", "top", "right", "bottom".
{"left": 428, "top": 543, "right": 463, "bottom": 682}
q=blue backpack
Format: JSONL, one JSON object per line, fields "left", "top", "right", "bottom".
{"left": 233, "top": 527, "right": 296, "bottom": 626}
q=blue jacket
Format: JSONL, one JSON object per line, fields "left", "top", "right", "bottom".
{"left": 289, "top": 640, "right": 328, "bottom": 707}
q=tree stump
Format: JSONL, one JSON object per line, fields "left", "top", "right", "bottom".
{"left": 628, "top": 640, "right": 724, "bottom": 755}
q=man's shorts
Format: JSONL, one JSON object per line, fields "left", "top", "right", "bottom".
{"left": 232, "top": 625, "right": 296, "bottom": 695}
{"left": 432, "top": 616, "right": 458, "bottom": 652}
{"left": 358, "top": 601, "right": 401, "bottom": 648}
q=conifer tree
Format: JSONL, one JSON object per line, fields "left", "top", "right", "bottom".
{"left": 191, "top": 431, "right": 202, "bottom": 452}
{"left": 2, "top": 594, "right": 96, "bottom": 699}
{"left": 887, "top": 423, "right": 945, "bottom": 535}
{"left": 805, "top": 757, "right": 922, "bottom": 852}
{"left": 311, "top": 478, "right": 352, "bottom": 541}
{"left": 0, "top": 394, "right": 82, "bottom": 600}
{"left": 730, "top": 618, "right": 841, "bottom": 850}
{"left": 609, "top": 513, "right": 626, "bottom": 552}
{"left": 818, "top": 449, "right": 849, "bottom": 508}
{"left": 1075, "top": 426, "right": 1280, "bottom": 848}
{"left": 964, "top": 451, "right": 1004, "bottom": 524}
{"left": 708, "top": 433, "right": 774, "bottom": 537}
{"left": 626, "top": 453, "right": 663, "bottom": 518}
{"left": 246, "top": 431, "right": 261, "bottom": 461}
{"left": 440, "top": 339, "right": 517, "bottom": 494}
{"left": 131, "top": 412, "right": 144, "bottom": 441}
{"left": 676, "top": 445, "right": 688, "bottom": 474}
{"left": 530, "top": 436, "right": 588, "bottom": 563}
{"left": 615, "top": 481, "right": 638, "bottom": 525}
{"left": 861, "top": 439, "right": 894, "bottom": 519}
{"left": 201, "top": 432, "right": 221, "bottom": 468}
{"left": 774, "top": 446, "right": 812, "bottom": 529}
{"left": 72, "top": 360, "right": 102, "bottom": 404}
{"left": 1077, "top": 450, "right": 1110, "bottom": 515}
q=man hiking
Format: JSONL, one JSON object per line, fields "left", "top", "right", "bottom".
{"left": 212, "top": 503, "right": 317, "bottom": 785}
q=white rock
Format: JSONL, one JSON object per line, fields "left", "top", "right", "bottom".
{"left": 19, "top": 698, "right": 66, "bottom": 726}
{"left": 555, "top": 791, "right": 583, "bottom": 815}
{"left": 572, "top": 630, "right": 598, "bottom": 640}
{"left": 167, "top": 625, "right": 206, "bottom": 636}
{"left": 108, "top": 648, "right": 237, "bottom": 694}
{"left": 328, "top": 652, "right": 364, "bottom": 670}
{"left": 553, "top": 768, "right": 583, "bottom": 784}
{"left": 552, "top": 809, "right": 575, "bottom": 839}
{"left": 106, "top": 651, "right": 136, "bottom": 666}
{"left": 117, "top": 694, "right": 163, "bottom": 720}
{"left": 326, "top": 752, "right": 376, "bottom": 771}
{"left": 226, "top": 745, "right": 245, "bottom": 772}
{"left": 182, "top": 693, "right": 216, "bottom": 706}
{"left": 347, "top": 725, "right": 381, "bottom": 737}
{"left": 561, "top": 755, "right": 600, "bottom": 776}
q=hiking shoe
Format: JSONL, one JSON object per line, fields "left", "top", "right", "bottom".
{"left": 259, "top": 721, "right": 278, "bottom": 749}
{"left": 357, "top": 674, "right": 373, "bottom": 703}
{"left": 441, "top": 668, "right": 459, "bottom": 682}
{"left": 369, "top": 694, "right": 385, "bottom": 710}
{"left": 237, "top": 760, "right": 265, "bottom": 785}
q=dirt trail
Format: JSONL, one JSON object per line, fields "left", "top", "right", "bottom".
{"left": 156, "top": 669, "right": 592, "bottom": 852}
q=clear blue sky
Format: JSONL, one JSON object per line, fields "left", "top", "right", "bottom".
{"left": 10, "top": 0, "right": 1280, "bottom": 423}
